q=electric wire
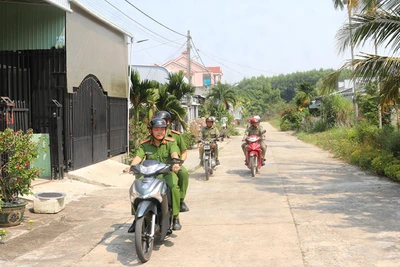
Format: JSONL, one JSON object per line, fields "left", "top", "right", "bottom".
{"left": 104, "top": 0, "right": 182, "bottom": 46}
{"left": 124, "top": 0, "right": 186, "bottom": 38}
{"left": 198, "top": 49, "right": 279, "bottom": 75}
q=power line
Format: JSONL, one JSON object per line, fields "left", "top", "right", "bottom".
{"left": 104, "top": 0, "right": 182, "bottom": 46}
{"left": 191, "top": 39, "right": 211, "bottom": 75}
{"left": 125, "top": 0, "right": 186, "bottom": 38}
{"left": 198, "top": 49, "right": 279, "bottom": 75}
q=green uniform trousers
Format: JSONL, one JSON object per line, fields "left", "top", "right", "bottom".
{"left": 177, "top": 165, "right": 189, "bottom": 201}
{"left": 133, "top": 172, "right": 181, "bottom": 217}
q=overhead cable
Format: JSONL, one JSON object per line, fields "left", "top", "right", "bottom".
{"left": 125, "top": 0, "right": 186, "bottom": 37}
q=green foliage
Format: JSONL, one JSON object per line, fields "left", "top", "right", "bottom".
{"left": 350, "top": 146, "right": 380, "bottom": 169}
{"left": 129, "top": 119, "right": 149, "bottom": 157}
{"left": 320, "top": 94, "right": 353, "bottom": 127}
{"left": 308, "top": 118, "right": 329, "bottom": 133}
{"left": 352, "top": 121, "right": 379, "bottom": 144}
{"left": 371, "top": 152, "right": 399, "bottom": 175}
{"left": 384, "top": 164, "right": 400, "bottom": 180}
{"left": 0, "top": 129, "right": 41, "bottom": 203}
{"left": 279, "top": 105, "right": 306, "bottom": 131}
{"left": 181, "top": 131, "right": 196, "bottom": 149}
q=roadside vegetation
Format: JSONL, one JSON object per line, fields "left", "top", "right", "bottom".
{"left": 269, "top": 0, "right": 400, "bottom": 182}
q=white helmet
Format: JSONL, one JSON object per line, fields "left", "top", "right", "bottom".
{"left": 254, "top": 115, "right": 261, "bottom": 120}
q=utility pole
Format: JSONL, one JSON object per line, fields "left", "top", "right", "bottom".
{"left": 347, "top": 5, "right": 358, "bottom": 123}
{"left": 186, "top": 30, "right": 191, "bottom": 84}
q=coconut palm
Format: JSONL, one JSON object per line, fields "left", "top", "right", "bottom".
{"left": 207, "top": 82, "right": 237, "bottom": 113}
{"left": 166, "top": 71, "right": 195, "bottom": 100}
{"left": 334, "top": 1, "right": 400, "bottom": 104}
{"left": 156, "top": 84, "right": 187, "bottom": 130}
{"left": 129, "top": 70, "right": 159, "bottom": 123}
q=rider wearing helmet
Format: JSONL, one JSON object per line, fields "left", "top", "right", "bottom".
{"left": 125, "top": 118, "right": 182, "bottom": 232}
{"left": 155, "top": 111, "right": 190, "bottom": 213}
{"left": 241, "top": 117, "right": 267, "bottom": 165}
{"left": 198, "top": 116, "right": 220, "bottom": 166}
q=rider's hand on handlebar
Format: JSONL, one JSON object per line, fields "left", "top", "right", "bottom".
{"left": 172, "top": 163, "right": 180, "bottom": 173}
{"left": 123, "top": 166, "right": 131, "bottom": 173}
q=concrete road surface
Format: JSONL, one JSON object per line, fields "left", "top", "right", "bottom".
{"left": 2, "top": 122, "right": 400, "bottom": 267}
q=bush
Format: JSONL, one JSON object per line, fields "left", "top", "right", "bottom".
{"left": 181, "top": 131, "right": 196, "bottom": 149}
{"left": 350, "top": 146, "right": 380, "bottom": 169}
{"left": 308, "top": 118, "right": 328, "bottom": 133}
{"left": 353, "top": 121, "right": 379, "bottom": 144}
{"left": 371, "top": 153, "right": 399, "bottom": 175}
{"left": 384, "top": 164, "right": 400, "bottom": 180}
{"left": 0, "top": 129, "right": 41, "bottom": 203}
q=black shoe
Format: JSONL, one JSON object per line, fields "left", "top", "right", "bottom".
{"left": 262, "top": 162, "right": 265, "bottom": 166}
{"left": 263, "top": 158, "right": 266, "bottom": 161}
{"left": 173, "top": 218, "right": 182, "bottom": 231}
{"left": 244, "top": 159, "right": 248, "bottom": 165}
{"left": 180, "top": 201, "right": 189, "bottom": 212}
{"left": 216, "top": 159, "right": 220, "bottom": 165}
{"left": 127, "top": 220, "right": 136, "bottom": 233}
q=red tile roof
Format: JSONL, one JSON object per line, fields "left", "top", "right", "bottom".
{"left": 207, "top": 66, "right": 221, "bottom": 73}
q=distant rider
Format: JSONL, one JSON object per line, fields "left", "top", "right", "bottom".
{"left": 241, "top": 117, "right": 267, "bottom": 165}
{"left": 198, "top": 116, "right": 220, "bottom": 166}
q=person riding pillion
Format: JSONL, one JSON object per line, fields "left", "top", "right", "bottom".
{"left": 241, "top": 117, "right": 267, "bottom": 165}
{"left": 124, "top": 118, "right": 182, "bottom": 232}
{"left": 154, "top": 110, "right": 190, "bottom": 213}
{"left": 199, "top": 116, "right": 220, "bottom": 166}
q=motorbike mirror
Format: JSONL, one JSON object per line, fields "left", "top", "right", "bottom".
{"left": 262, "top": 130, "right": 266, "bottom": 134}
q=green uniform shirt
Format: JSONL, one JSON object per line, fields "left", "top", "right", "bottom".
{"left": 244, "top": 125, "right": 264, "bottom": 138}
{"left": 167, "top": 129, "right": 187, "bottom": 154}
{"left": 200, "top": 126, "right": 220, "bottom": 141}
{"left": 136, "top": 136, "right": 180, "bottom": 162}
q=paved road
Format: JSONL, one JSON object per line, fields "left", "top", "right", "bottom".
{"left": 2, "top": 122, "right": 400, "bottom": 266}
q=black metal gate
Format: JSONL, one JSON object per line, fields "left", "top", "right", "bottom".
{"left": 72, "top": 75, "right": 108, "bottom": 170}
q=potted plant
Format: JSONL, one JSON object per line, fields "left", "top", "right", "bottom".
{"left": 0, "top": 128, "right": 41, "bottom": 226}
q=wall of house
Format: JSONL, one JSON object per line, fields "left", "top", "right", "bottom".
{"left": 0, "top": 3, "right": 65, "bottom": 50}
{"left": 66, "top": 3, "right": 128, "bottom": 98}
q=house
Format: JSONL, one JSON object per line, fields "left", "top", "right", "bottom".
{"left": 162, "top": 51, "right": 223, "bottom": 121}
{"left": 0, "top": 0, "right": 132, "bottom": 176}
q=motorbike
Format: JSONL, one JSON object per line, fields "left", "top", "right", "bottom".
{"left": 127, "top": 158, "right": 182, "bottom": 263}
{"left": 198, "top": 137, "right": 219, "bottom": 180}
{"left": 244, "top": 130, "right": 266, "bottom": 177}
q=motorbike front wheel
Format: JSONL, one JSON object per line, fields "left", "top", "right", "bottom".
{"left": 204, "top": 159, "right": 210, "bottom": 180}
{"left": 250, "top": 156, "right": 257, "bottom": 177}
{"left": 135, "top": 212, "right": 154, "bottom": 263}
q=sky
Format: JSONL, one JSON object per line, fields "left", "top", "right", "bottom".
{"left": 89, "top": 0, "right": 378, "bottom": 84}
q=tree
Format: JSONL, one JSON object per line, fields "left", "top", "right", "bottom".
{"left": 165, "top": 71, "right": 195, "bottom": 100}
{"left": 156, "top": 84, "right": 187, "bottom": 130}
{"left": 129, "top": 70, "right": 159, "bottom": 123}
{"left": 207, "top": 82, "right": 237, "bottom": 118}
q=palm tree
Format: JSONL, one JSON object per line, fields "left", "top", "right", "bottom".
{"left": 156, "top": 84, "right": 187, "bottom": 130}
{"left": 295, "top": 82, "right": 316, "bottom": 108}
{"left": 166, "top": 71, "right": 195, "bottom": 100}
{"left": 335, "top": 1, "right": 400, "bottom": 104}
{"left": 207, "top": 82, "right": 237, "bottom": 116}
{"left": 129, "top": 70, "right": 159, "bottom": 123}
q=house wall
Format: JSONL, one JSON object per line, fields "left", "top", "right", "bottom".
{"left": 0, "top": 3, "right": 65, "bottom": 50}
{"left": 66, "top": 3, "right": 128, "bottom": 98}
{"left": 164, "top": 56, "right": 220, "bottom": 88}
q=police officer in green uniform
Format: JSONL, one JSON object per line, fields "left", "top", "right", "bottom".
{"left": 155, "top": 111, "right": 190, "bottom": 212}
{"left": 241, "top": 117, "right": 267, "bottom": 165}
{"left": 125, "top": 118, "right": 182, "bottom": 232}
{"left": 199, "top": 116, "right": 220, "bottom": 165}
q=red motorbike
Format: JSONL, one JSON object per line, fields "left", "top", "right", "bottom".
{"left": 244, "top": 130, "right": 266, "bottom": 177}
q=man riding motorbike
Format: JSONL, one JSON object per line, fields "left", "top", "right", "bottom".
{"left": 154, "top": 111, "right": 190, "bottom": 212}
{"left": 124, "top": 118, "right": 182, "bottom": 232}
{"left": 241, "top": 117, "right": 267, "bottom": 165}
{"left": 198, "top": 116, "right": 220, "bottom": 166}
